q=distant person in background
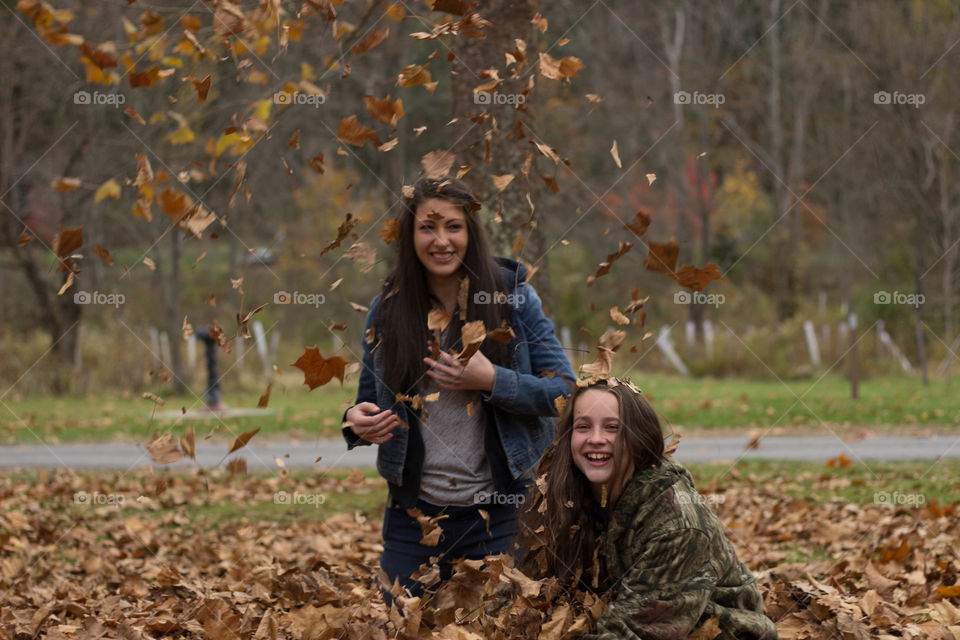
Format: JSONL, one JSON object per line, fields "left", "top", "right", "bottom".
{"left": 195, "top": 326, "right": 227, "bottom": 412}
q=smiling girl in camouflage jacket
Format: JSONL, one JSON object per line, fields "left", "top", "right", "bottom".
{"left": 520, "top": 379, "right": 777, "bottom": 639}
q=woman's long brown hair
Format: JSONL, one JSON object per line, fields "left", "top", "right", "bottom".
{"left": 378, "top": 176, "right": 511, "bottom": 396}
{"left": 518, "top": 379, "right": 666, "bottom": 587}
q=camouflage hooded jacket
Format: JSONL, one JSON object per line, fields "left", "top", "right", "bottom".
{"left": 583, "top": 463, "right": 778, "bottom": 640}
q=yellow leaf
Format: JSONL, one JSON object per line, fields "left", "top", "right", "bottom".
{"left": 254, "top": 98, "right": 272, "bottom": 121}
{"left": 166, "top": 125, "right": 195, "bottom": 145}
{"left": 94, "top": 178, "right": 121, "bottom": 203}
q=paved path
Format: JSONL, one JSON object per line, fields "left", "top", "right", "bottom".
{"left": 1, "top": 435, "right": 958, "bottom": 471}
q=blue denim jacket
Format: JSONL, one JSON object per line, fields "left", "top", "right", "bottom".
{"left": 341, "top": 258, "right": 575, "bottom": 508}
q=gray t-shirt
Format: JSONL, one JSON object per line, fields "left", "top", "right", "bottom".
{"left": 417, "top": 372, "right": 496, "bottom": 507}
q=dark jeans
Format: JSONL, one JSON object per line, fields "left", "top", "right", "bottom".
{"left": 194, "top": 326, "right": 221, "bottom": 405}
{"left": 380, "top": 497, "right": 523, "bottom": 605}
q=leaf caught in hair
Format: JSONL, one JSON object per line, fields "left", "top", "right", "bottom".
{"left": 579, "top": 329, "right": 626, "bottom": 378}
{"left": 292, "top": 346, "right": 348, "bottom": 389}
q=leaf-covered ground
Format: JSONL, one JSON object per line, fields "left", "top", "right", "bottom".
{"left": 2, "top": 465, "right": 959, "bottom": 639}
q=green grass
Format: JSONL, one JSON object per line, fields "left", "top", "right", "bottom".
{"left": 685, "top": 459, "right": 960, "bottom": 506}
{"left": 3, "top": 373, "right": 959, "bottom": 444}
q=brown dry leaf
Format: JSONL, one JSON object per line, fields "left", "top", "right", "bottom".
{"left": 146, "top": 431, "right": 185, "bottom": 464}
{"left": 406, "top": 508, "right": 448, "bottom": 547}
{"left": 257, "top": 384, "right": 272, "bottom": 408}
{"left": 455, "top": 320, "right": 486, "bottom": 362}
{"left": 53, "top": 225, "right": 83, "bottom": 257}
{"left": 579, "top": 329, "right": 626, "bottom": 378}
{"left": 531, "top": 12, "right": 547, "bottom": 32}
{"left": 180, "top": 427, "right": 196, "bottom": 460}
{"left": 17, "top": 230, "right": 34, "bottom": 246}
{"left": 427, "top": 308, "right": 451, "bottom": 332}
{"left": 185, "top": 74, "right": 210, "bottom": 101}
{"left": 124, "top": 105, "right": 146, "bottom": 125}
{"left": 609, "top": 140, "right": 622, "bottom": 168}
{"left": 93, "top": 243, "right": 115, "bottom": 265}
{"left": 674, "top": 263, "right": 723, "bottom": 292}
{"left": 609, "top": 306, "right": 630, "bottom": 326}
{"left": 422, "top": 150, "right": 455, "bottom": 179}
{"left": 364, "top": 94, "right": 404, "bottom": 126}
{"left": 539, "top": 52, "right": 584, "bottom": 81}
{"left": 486, "top": 322, "right": 515, "bottom": 344}
{"left": 397, "top": 64, "right": 432, "bottom": 88}
{"left": 664, "top": 433, "right": 681, "bottom": 457}
{"left": 227, "top": 427, "right": 260, "bottom": 455}
{"left": 492, "top": 173, "right": 514, "bottom": 192}
{"left": 827, "top": 453, "right": 852, "bottom": 468}
{"left": 380, "top": 217, "right": 400, "bottom": 244}
{"left": 336, "top": 115, "right": 381, "bottom": 147}
{"left": 287, "top": 129, "right": 300, "bottom": 149}
{"left": 348, "top": 301, "right": 369, "bottom": 312}
{"left": 350, "top": 26, "right": 389, "bottom": 55}
{"left": 688, "top": 616, "right": 722, "bottom": 640}
{"left": 587, "top": 241, "right": 632, "bottom": 286}
{"left": 226, "top": 456, "right": 247, "bottom": 475}
{"left": 51, "top": 177, "right": 81, "bottom": 193}
{"left": 643, "top": 239, "right": 679, "bottom": 275}
{"left": 292, "top": 346, "right": 348, "bottom": 389}
{"left": 319, "top": 212, "right": 354, "bottom": 255}
{"left": 625, "top": 208, "right": 652, "bottom": 236}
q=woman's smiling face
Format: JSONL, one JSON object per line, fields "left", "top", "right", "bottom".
{"left": 413, "top": 198, "right": 469, "bottom": 284}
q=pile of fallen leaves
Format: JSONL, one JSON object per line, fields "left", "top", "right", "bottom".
{"left": 1, "top": 467, "right": 959, "bottom": 639}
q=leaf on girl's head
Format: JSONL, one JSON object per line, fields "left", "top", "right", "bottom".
{"left": 421, "top": 150, "right": 455, "bottom": 179}
{"left": 587, "top": 241, "right": 631, "bottom": 286}
{"left": 227, "top": 427, "right": 260, "bottom": 455}
{"left": 625, "top": 209, "right": 652, "bottom": 236}
{"left": 336, "top": 115, "right": 381, "bottom": 147}
{"left": 292, "top": 347, "right": 348, "bottom": 389}
{"left": 579, "top": 329, "right": 626, "bottom": 378}
{"left": 644, "top": 239, "right": 679, "bottom": 275}
{"left": 673, "top": 263, "right": 722, "bottom": 292}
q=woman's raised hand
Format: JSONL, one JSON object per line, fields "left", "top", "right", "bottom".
{"left": 424, "top": 349, "right": 496, "bottom": 392}
{"left": 345, "top": 402, "right": 398, "bottom": 444}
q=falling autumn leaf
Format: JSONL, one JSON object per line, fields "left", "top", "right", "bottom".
{"left": 93, "top": 243, "right": 114, "bottom": 265}
{"left": 227, "top": 427, "right": 261, "bottom": 455}
{"left": 538, "top": 52, "right": 584, "bottom": 81}
{"left": 643, "top": 239, "right": 679, "bottom": 275}
{"left": 673, "top": 263, "right": 723, "bottom": 292}
{"left": 422, "top": 150, "right": 455, "bottom": 179}
{"left": 292, "top": 346, "right": 348, "bottom": 390}
{"left": 336, "top": 115, "right": 381, "bottom": 148}
{"left": 625, "top": 209, "right": 652, "bottom": 236}
{"left": 587, "top": 241, "right": 632, "bottom": 286}
{"left": 94, "top": 178, "right": 122, "bottom": 203}
{"left": 610, "top": 140, "right": 621, "bottom": 168}
{"left": 51, "top": 177, "right": 81, "bottom": 193}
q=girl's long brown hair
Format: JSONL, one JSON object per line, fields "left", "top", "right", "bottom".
{"left": 518, "top": 379, "right": 666, "bottom": 586}
{"left": 378, "top": 176, "right": 511, "bottom": 396}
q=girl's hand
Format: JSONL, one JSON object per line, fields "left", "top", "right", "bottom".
{"left": 424, "top": 349, "right": 496, "bottom": 392}
{"left": 345, "top": 402, "right": 398, "bottom": 444}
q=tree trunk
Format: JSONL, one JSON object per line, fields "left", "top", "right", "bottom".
{"left": 449, "top": 0, "right": 552, "bottom": 310}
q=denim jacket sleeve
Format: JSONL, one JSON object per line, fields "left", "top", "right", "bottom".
{"left": 483, "top": 283, "right": 575, "bottom": 416}
{"left": 341, "top": 301, "right": 380, "bottom": 449}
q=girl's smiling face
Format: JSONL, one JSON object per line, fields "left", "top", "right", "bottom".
{"left": 571, "top": 388, "right": 633, "bottom": 499}
{"left": 413, "top": 198, "right": 469, "bottom": 284}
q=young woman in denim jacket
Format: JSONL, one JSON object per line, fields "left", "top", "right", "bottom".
{"left": 342, "top": 176, "right": 575, "bottom": 600}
